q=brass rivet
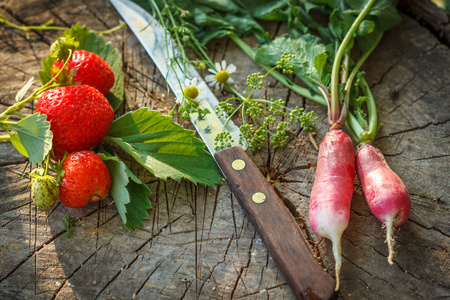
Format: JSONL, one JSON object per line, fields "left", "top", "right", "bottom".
{"left": 252, "top": 192, "right": 266, "bottom": 204}
{"left": 231, "top": 159, "right": 246, "bottom": 171}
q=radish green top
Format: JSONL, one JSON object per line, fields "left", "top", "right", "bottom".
{"left": 135, "top": 0, "right": 402, "bottom": 146}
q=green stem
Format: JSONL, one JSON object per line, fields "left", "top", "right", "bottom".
{"left": 11, "top": 111, "right": 27, "bottom": 118}
{"left": 360, "top": 77, "right": 378, "bottom": 143}
{"left": 0, "top": 15, "right": 67, "bottom": 31}
{"left": 330, "top": 0, "right": 376, "bottom": 127}
{"left": 44, "top": 154, "right": 50, "bottom": 176}
{"left": 229, "top": 32, "right": 327, "bottom": 106}
{"left": 93, "top": 22, "right": 126, "bottom": 35}
{"left": 345, "top": 112, "right": 363, "bottom": 142}
{"left": 223, "top": 102, "right": 244, "bottom": 129}
{"left": 0, "top": 134, "right": 11, "bottom": 141}
{"left": 226, "top": 83, "right": 246, "bottom": 100}
{"left": 0, "top": 49, "right": 72, "bottom": 120}
{"left": 0, "top": 15, "right": 124, "bottom": 35}
{"left": 342, "top": 33, "right": 382, "bottom": 143}
{"left": 1, "top": 121, "right": 17, "bottom": 126}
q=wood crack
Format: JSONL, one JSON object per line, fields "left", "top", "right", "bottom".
{"left": 134, "top": 214, "right": 185, "bottom": 253}
{"left": 230, "top": 231, "right": 256, "bottom": 298}
{"left": 197, "top": 232, "right": 234, "bottom": 295}
{"left": 407, "top": 218, "right": 449, "bottom": 237}
{"left": 234, "top": 283, "right": 288, "bottom": 299}
{"left": 133, "top": 259, "right": 164, "bottom": 298}
{"left": 51, "top": 240, "right": 114, "bottom": 300}
{"left": 375, "top": 119, "right": 450, "bottom": 140}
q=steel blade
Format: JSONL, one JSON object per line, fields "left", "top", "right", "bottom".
{"left": 110, "top": 0, "right": 246, "bottom": 154}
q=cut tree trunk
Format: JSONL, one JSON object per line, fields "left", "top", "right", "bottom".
{"left": 0, "top": 0, "right": 448, "bottom": 299}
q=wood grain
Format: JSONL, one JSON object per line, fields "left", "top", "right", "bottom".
{"left": 0, "top": 0, "right": 449, "bottom": 299}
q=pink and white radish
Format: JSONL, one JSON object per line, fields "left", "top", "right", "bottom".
{"left": 356, "top": 143, "right": 411, "bottom": 264}
{"left": 309, "top": 129, "right": 355, "bottom": 290}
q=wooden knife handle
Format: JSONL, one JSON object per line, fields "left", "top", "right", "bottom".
{"left": 214, "top": 146, "right": 337, "bottom": 300}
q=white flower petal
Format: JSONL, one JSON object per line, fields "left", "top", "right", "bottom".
{"left": 184, "top": 78, "right": 191, "bottom": 87}
{"left": 228, "top": 77, "right": 234, "bottom": 84}
{"left": 204, "top": 74, "right": 216, "bottom": 82}
{"left": 221, "top": 60, "right": 227, "bottom": 70}
{"left": 226, "top": 64, "right": 237, "bottom": 74}
{"left": 191, "top": 77, "right": 198, "bottom": 85}
{"left": 208, "top": 68, "right": 217, "bottom": 74}
{"left": 215, "top": 62, "right": 221, "bottom": 70}
{"left": 198, "top": 82, "right": 207, "bottom": 89}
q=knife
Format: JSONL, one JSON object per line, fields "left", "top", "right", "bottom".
{"left": 110, "top": 0, "right": 337, "bottom": 298}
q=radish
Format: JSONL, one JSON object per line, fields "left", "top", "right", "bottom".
{"left": 309, "top": 128, "right": 355, "bottom": 290}
{"left": 306, "top": 1, "right": 378, "bottom": 291}
{"left": 356, "top": 143, "right": 411, "bottom": 264}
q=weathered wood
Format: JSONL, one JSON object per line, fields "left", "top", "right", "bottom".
{"left": 0, "top": 0, "right": 449, "bottom": 299}
{"left": 399, "top": 0, "right": 450, "bottom": 45}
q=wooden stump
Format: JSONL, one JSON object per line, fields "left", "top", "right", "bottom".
{"left": 0, "top": 0, "right": 448, "bottom": 299}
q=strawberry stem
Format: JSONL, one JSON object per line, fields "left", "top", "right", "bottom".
{"left": 0, "top": 14, "right": 125, "bottom": 37}
{"left": 0, "top": 15, "right": 67, "bottom": 38}
{"left": 0, "top": 49, "right": 72, "bottom": 122}
{"left": 44, "top": 154, "right": 50, "bottom": 176}
{"left": 93, "top": 21, "right": 127, "bottom": 35}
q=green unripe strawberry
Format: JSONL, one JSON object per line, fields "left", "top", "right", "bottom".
{"left": 31, "top": 175, "right": 59, "bottom": 210}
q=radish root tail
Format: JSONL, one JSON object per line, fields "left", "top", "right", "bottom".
{"left": 331, "top": 236, "right": 342, "bottom": 291}
{"left": 386, "top": 218, "right": 395, "bottom": 265}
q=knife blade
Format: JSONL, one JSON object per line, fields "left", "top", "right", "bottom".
{"left": 110, "top": 0, "right": 337, "bottom": 298}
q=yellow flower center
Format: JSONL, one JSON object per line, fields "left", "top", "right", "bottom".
{"left": 183, "top": 86, "right": 199, "bottom": 99}
{"left": 215, "top": 70, "right": 230, "bottom": 84}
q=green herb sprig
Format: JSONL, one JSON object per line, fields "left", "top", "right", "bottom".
{"left": 214, "top": 54, "right": 317, "bottom": 151}
{"left": 63, "top": 215, "right": 76, "bottom": 238}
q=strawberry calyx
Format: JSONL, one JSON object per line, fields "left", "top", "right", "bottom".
{"left": 50, "top": 34, "right": 79, "bottom": 62}
{"left": 51, "top": 65, "right": 78, "bottom": 85}
{"left": 50, "top": 34, "right": 80, "bottom": 85}
{"left": 50, "top": 151, "right": 68, "bottom": 185}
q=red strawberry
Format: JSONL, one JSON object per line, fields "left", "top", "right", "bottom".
{"left": 52, "top": 50, "right": 115, "bottom": 95}
{"left": 59, "top": 151, "right": 111, "bottom": 208}
{"left": 36, "top": 85, "right": 114, "bottom": 160}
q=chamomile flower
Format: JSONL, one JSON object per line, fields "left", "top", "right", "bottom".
{"left": 205, "top": 60, "right": 236, "bottom": 90}
{"left": 175, "top": 77, "right": 207, "bottom": 106}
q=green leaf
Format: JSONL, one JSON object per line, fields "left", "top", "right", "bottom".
{"left": 9, "top": 113, "right": 52, "bottom": 165}
{"left": 39, "top": 24, "right": 124, "bottom": 111}
{"left": 15, "top": 77, "right": 34, "bottom": 102}
{"left": 329, "top": 9, "right": 358, "bottom": 40}
{"left": 105, "top": 108, "right": 222, "bottom": 187}
{"left": 100, "top": 150, "right": 151, "bottom": 231}
{"left": 193, "top": 0, "right": 240, "bottom": 13}
{"left": 345, "top": 0, "right": 402, "bottom": 32}
{"left": 357, "top": 20, "right": 375, "bottom": 36}
{"left": 255, "top": 34, "right": 331, "bottom": 85}
{"left": 10, "top": 133, "right": 28, "bottom": 158}
{"left": 238, "top": 0, "right": 289, "bottom": 21}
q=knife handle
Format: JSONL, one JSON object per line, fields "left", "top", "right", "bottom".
{"left": 214, "top": 146, "right": 337, "bottom": 300}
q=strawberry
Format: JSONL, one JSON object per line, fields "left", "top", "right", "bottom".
{"left": 31, "top": 175, "right": 59, "bottom": 210}
{"left": 36, "top": 85, "right": 114, "bottom": 160}
{"left": 52, "top": 50, "right": 115, "bottom": 95}
{"left": 59, "top": 151, "right": 111, "bottom": 208}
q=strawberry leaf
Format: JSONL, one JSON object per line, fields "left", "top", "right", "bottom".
{"left": 39, "top": 23, "right": 124, "bottom": 111}
{"left": 104, "top": 108, "right": 222, "bottom": 187}
{"left": 100, "top": 150, "right": 151, "bottom": 231}
{"left": 9, "top": 113, "right": 53, "bottom": 165}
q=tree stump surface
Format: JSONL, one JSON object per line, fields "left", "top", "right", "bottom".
{"left": 0, "top": 0, "right": 448, "bottom": 299}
